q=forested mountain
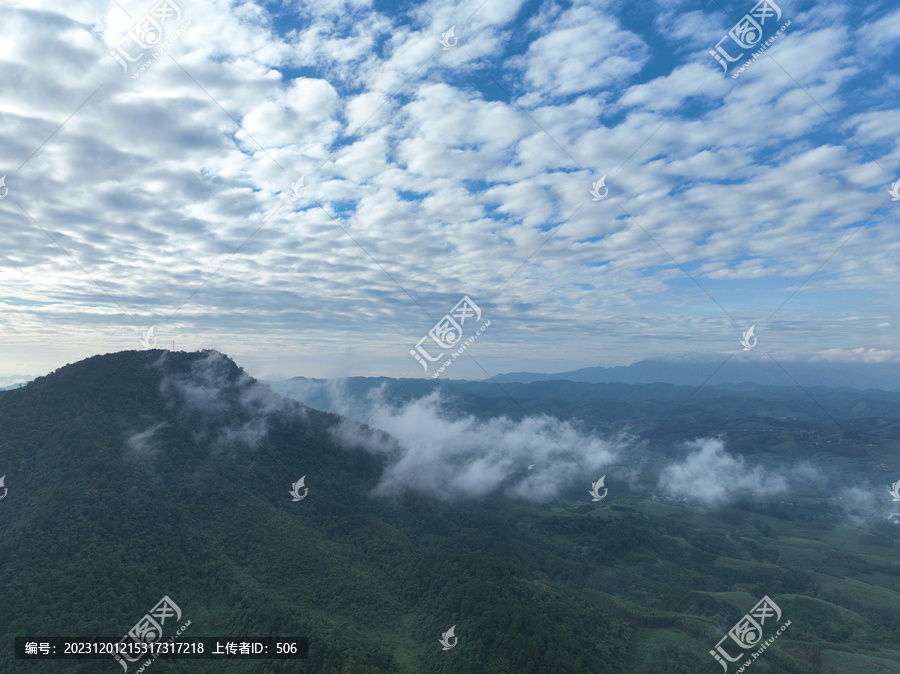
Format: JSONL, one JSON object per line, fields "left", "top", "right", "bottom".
{"left": 269, "top": 374, "right": 900, "bottom": 424}
{"left": 2, "top": 350, "right": 899, "bottom": 673}
{"left": 488, "top": 359, "right": 900, "bottom": 390}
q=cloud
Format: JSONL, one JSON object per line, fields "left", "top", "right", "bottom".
{"left": 656, "top": 437, "right": 789, "bottom": 506}
{"left": 837, "top": 483, "right": 900, "bottom": 527}
{"left": 1, "top": 0, "right": 898, "bottom": 382}
{"left": 0, "top": 375, "right": 35, "bottom": 388}
{"left": 812, "top": 348, "right": 900, "bottom": 363}
{"left": 216, "top": 416, "right": 269, "bottom": 450}
{"left": 155, "top": 350, "right": 302, "bottom": 451}
{"left": 508, "top": 1, "right": 649, "bottom": 104}
{"left": 157, "top": 351, "right": 237, "bottom": 414}
{"left": 124, "top": 421, "right": 167, "bottom": 460}
{"left": 330, "top": 386, "right": 628, "bottom": 501}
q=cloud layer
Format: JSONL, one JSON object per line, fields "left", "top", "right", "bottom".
{"left": 1, "top": 0, "right": 898, "bottom": 381}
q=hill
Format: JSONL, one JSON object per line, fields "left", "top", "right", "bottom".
{"left": 489, "top": 359, "right": 900, "bottom": 390}
{"left": 1, "top": 351, "right": 899, "bottom": 672}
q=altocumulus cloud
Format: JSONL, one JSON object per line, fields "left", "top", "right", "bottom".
{"left": 2, "top": 0, "right": 898, "bottom": 383}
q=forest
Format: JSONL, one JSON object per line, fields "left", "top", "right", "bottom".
{"left": 0, "top": 350, "right": 898, "bottom": 672}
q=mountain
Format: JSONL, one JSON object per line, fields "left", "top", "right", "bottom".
{"left": 267, "top": 375, "right": 900, "bottom": 430}
{"left": 2, "top": 351, "right": 899, "bottom": 673}
{"left": 0, "top": 383, "right": 28, "bottom": 391}
{"left": 0, "top": 350, "right": 629, "bottom": 673}
{"left": 0, "top": 375, "right": 33, "bottom": 391}
{"left": 490, "top": 359, "right": 900, "bottom": 390}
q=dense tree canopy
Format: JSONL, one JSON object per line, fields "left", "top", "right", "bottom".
{"left": 0, "top": 350, "right": 896, "bottom": 672}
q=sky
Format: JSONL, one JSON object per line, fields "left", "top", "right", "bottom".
{"left": 1, "top": 0, "right": 898, "bottom": 383}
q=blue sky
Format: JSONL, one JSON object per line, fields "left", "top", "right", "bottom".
{"left": 0, "top": 0, "right": 898, "bottom": 383}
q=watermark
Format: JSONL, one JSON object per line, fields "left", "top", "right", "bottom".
{"left": 589, "top": 476, "right": 608, "bottom": 501}
{"left": 439, "top": 625, "right": 457, "bottom": 650}
{"left": 0, "top": 475, "right": 6, "bottom": 500}
{"left": 109, "top": 0, "right": 191, "bottom": 79}
{"left": 889, "top": 479, "right": 900, "bottom": 502}
{"left": 410, "top": 296, "right": 490, "bottom": 378}
{"left": 289, "top": 476, "right": 308, "bottom": 501}
{"left": 590, "top": 176, "right": 608, "bottom": 201}
{"left": 141, "top": 326, "right": 158, "bottom": 348}
{"left": 440, "top": 26, "right": 458, "bottom": 50}
{"left": 889, "top": 180, "right": 900, "bottom": 201}
{"left": 127, "top": 621, "right": 191, "bottom": 673}
{"left": 739, "top": 325, "right": 757, "bottom": 351}
{"left": 710, "top": 595, "right": 789, "bottom": 672}
{"left": 114, "top": 595, "right": 191, "bottom": 672}
{"left": 727, "top": 21, "right": 791, "bottom": 79}
{"left": 290, "top": 177, "right": 306, "bottom": 199}
{"left": 709, "top": 0, "right": 790, "bottom": 77}
{"left": 0, "top": 175, "right": 7, "bottom": 199}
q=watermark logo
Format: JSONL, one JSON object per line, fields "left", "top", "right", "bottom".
{"left": 410, "top": 296, "right": 490, "bottom": 378}
{"left": 709, "top": 0, "right": 789, "bottom": 77}
{"left": 290, "top": 177, "right": 306, "bottom": 200}
{"left": 289, "top": 476, "right": 308, "bottom": 501}
{"left": 710, "top": 595, "right": 789, "bottom": 672}
{"left": 590, "top": 175, "right": 608, "bottom": 201}
{"left": 889, "top": 179, "right": 900, "bottom": 201}
{"left": 114, "top": 595, "right": 188, "bottom": 672}
{"left": 589, "top": 476, "right": 608, "bottom": 501}
{"left": 440, "top": 26, "right": 458, "bottom": 50}
{"left": 0, "top": 175, "right": 7, "bottom": 200}
{"left": 439, "top": 625, "right": 457, "bottom": 650}
{"left": 740, "top": 325, "right": 757, "bottom": 351}
{"left": 0, "top": 475, "right": 6, "bottom": 500}
{"left": 109, "top": 0, "right": 190, "bottom": 78}
{"left": 141, "top": 326, "right": 158, "bottom": 348}
{"left": 890, "top": 479, "right": 900, "bottom": 502}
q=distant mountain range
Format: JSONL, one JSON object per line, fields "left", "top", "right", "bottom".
{"left": 0, "top": 383, "right": 29, "bottom": 391}
{"left": 0, "top": 375, "right": 33, "bottom": 391}
{"left": 266, "top": 375, "right": 900, "bottom": 426}
{"left": 489, "top": 359, "right": 900, "bottom": 390}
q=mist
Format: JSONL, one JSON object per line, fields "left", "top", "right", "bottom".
{"left": 332, "top": 387, "right": 629, "bottom": 502}
{"left": 655, "top": 437, "right": 791, "bottom": 506}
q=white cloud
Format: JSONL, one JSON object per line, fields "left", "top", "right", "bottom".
{"left": 0, "top": 0, "right": 897, "bottom": 381}
{"left": 656, "top": 437, "right": 789, "bottom": 506}
{"left": 155, "top": 350, "right": 302, "bottom": 452}
{"left": 813, "top": 348, "right": 900, "bottom": 363}
{"left": 837, "top": 483, "right": 900, "bottom": 527}
{"left": 509, "top": 1, "right": 649, "bottom": 106}
{"left": 125, "top": 421, "right": 167, "bottom": 459}
{"left": 856, "top": 6, "right": 900, "bottom": 54}
{"left": 331, "top": 387, "right": 627, "bottom": 501}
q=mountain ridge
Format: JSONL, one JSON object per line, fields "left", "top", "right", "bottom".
{"left": 487, "top": 358, "right": 900, "bottom": 390}
{"left": 0, "top": 350, "right": 631, "bottom": 673}
{"left": 2, "top": 350, "right": 899, "bottom": 673}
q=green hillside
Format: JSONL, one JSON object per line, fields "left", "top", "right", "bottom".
{"left": 0, "top": 350, "right": 898, "bottom": 673}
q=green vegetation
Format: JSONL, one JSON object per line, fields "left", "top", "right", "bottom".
{"left": 0, "top": 350, "right": 898, "bottom": 672}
